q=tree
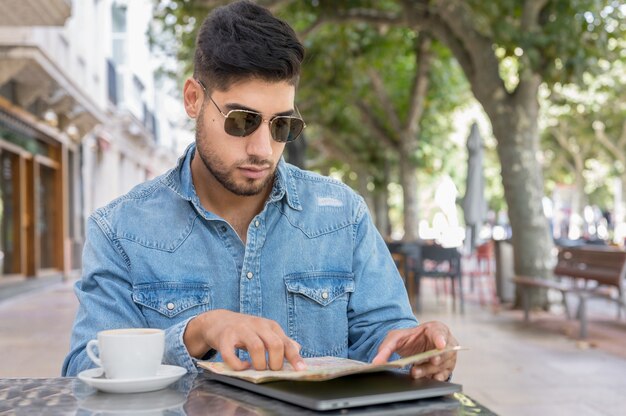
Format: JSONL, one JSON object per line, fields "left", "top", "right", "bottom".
{"left": 303, "top": 0, "right": 624, "bottom": 294}
{"left": 153, "top": 1, "right": 470, "bottom": 241}
{"left": 542, "top": 89, "right": 596, "bottom": 232}
{"left": 542, "top": 50, "right": 626, "bottom": 241}
{"left": 153, "top": 1, "right": 625, "bottom": 305}
{"left": 589, "top": 58, "right": 626, "bottom": 232}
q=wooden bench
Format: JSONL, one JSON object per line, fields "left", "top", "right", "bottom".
{"left": 513, "top": 246, "right": 626, "bottom": 339}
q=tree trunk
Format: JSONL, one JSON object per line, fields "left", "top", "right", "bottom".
{"left": 356, "top": 171, "right": 374, "bottom": 214}
{"left": 374, "top": 160, "right": 392, "bottom": 238}
{"left": 374, "top": 188, "right": 391, "bottom": 238}
{"left": 483, "top": 83, "right": 554, "bottom": 306}
{"left": 399, "top": 35, "right": 431, "bottom": 241}
{"left": 571, "top": 169, "right": 586, "bottom": 239}
{"left": 399, "top": 146, "right": 419, "bottom": 240}
{"left": 617, "top": 175, "right": 626, "bottom": 243}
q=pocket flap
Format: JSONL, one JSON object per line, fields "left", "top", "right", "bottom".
{"left": 132, "top": 282, "right": 211, "bottom": 318}
{"left": 285, "top": 272, "right": 354, "bottom": 306}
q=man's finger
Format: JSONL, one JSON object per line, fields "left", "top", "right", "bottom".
{"left": 220, "top": 339, "right": 250, "bottom": 371}
{"left": 434, "top": 332, "right": 447, "bottom": 349}
{"left": 372, "top": 331, "right": 404, "bottom": 364}
{"left": 429, "top": 355, "right": 442, "bottom": 366}
{"left": 262, "top": 333, "right": 285, "bottom": 371}
{"left": 291, "top": 339, "right": 302, "bottom": 352}
{"left": 425, "top": 327, "right": 448, "bottom": 350}
{"left": 434, "top": 372, "right": 448, "bottom": 382}
{"left": 284, "top": 337, "right": 306, "bottom": 371}
{"left": 410, "top": 361, "right": 441, "bottom": 379}
{"left": 246, "top": 337, "right": 269, "bottom": 371}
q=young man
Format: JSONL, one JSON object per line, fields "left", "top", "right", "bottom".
{"left": 63, "top": 0, "right": 458, "bottom": 380}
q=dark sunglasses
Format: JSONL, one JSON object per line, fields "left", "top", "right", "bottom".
{"left": 195, "top": 79, "right": 306, "bottom": 143}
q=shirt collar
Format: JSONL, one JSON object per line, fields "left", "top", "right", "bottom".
{"left": 272, "top": 158, "right": 302, "bottom": 211}
{"left": 163, "top": 142, "right": 302, "bottom": 211}
{"left": 163, "top": 142, "right": 196, "bottom": 202}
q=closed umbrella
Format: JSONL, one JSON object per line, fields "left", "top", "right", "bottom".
{"left": 462, "top": 122, "right": 486, "bottom": 252}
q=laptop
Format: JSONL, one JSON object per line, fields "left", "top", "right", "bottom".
{"left": 207, "top": 370, "right": 462, "bottom": 411}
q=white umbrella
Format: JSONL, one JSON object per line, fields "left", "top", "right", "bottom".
{"left": 462, "top": 123, "right": 486, "bottom": 252}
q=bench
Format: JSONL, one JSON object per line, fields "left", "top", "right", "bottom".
{"left": 513, "top": 246, "right": 626, "bottom": 339}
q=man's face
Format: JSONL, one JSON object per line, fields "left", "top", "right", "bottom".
{"left": 194, "top": 79, "right": 295, "bottom": 196}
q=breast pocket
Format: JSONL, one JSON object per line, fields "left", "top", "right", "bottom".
{"left": 132, "top": 282, "right": 211, "bottom": 328}
{"left": 285, "top": 272, "right": 354, "bottom": 357}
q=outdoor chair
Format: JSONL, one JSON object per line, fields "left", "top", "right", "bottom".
{"left": 387, "top": 241, "right": 463, "bottom": 313}
{"left": 464, "top": 240, "right": 497, "bottom": 307}
{"left": 415, "top": 244, "right": 464, "bottom": 314}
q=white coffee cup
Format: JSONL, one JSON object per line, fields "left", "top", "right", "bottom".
{"left": 86, "top": 328, "right": 165, "bottom": 379}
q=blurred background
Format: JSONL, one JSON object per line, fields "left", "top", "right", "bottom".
{"left": 0, "top": 1, "right": 625, "bottom": 414}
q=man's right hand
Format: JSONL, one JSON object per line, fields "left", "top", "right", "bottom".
{"left": 183, "top": 309, "right": 306, "bottom": 372}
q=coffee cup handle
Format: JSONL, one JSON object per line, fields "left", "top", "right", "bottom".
{"left": 86, "top": 340, "right": 102, "bottom": 367}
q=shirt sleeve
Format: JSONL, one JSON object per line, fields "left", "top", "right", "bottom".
{"left": 61, "top": 216, "right": 198, "bottom": 376}
{"left": 347, "top": 197, "right": 419, "bottom": 363}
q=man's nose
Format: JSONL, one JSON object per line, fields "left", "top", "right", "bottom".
{"left": 246, "top": 122, "right": 273, "bottom": 159}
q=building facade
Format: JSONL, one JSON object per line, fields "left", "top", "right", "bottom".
{"left": 0, "top": 0, "right": 185, "bottom": 284}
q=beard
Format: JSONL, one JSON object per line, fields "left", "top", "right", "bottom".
{"left": 195, "top": 106, "right": 277, "bottom": 197}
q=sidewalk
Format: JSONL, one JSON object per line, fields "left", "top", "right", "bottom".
{"left": 0, "top": 280, "right": 625, "bottom": 416}
{"left": 0, "top": 280, "right": 78, "bottom": 378}
{"left": 424, "top": 284, "right": 626, "bottom": 416}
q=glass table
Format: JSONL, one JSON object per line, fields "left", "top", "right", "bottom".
{"left": 0, "top": 372, "right": 496, "bottom": 415}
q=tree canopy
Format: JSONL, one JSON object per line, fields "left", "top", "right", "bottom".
{"left": 152, "top": 0, "right": 626, "bottom": 304}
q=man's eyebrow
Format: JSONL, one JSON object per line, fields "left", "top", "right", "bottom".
{"left": 223, "top": 102, "right": 295, "bottom": 117}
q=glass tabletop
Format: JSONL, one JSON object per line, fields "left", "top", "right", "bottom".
{"left": 0, "top": 372, "right": 496, "bottom": 415}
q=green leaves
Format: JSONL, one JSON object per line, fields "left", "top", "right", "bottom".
{"left": 467, "top": 0, "right": 625, "bottom": 86}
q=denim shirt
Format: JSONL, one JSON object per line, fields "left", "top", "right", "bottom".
{"left": 62, "top": 143, "right": 417, "bottom": 376}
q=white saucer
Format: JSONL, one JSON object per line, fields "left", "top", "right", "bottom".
{"left": 78, "top": 365, "right": 187, "bottom": 394}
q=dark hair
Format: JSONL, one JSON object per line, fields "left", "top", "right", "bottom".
{"left": 193, "top": 0, "right": 304, "bottom": 92}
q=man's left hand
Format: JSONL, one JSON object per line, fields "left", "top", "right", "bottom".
{"left": 372, "top": 321, "right": 458, "bottom": 381}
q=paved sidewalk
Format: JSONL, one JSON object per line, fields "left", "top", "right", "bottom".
{"left": 423, "top": 286, "right": 626, "bottom": 416}
{"left": 0, "top": 280, "right": 78, "bottom": 378}
{"left": 1, "top": 280, "right": 625, "bottom": 415}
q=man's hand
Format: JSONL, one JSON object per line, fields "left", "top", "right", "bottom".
{"left": 372, "top": 321, "right": 458, "bottom": 381}
{"left": 183, "top": 309, "right": 306, "bottom": 372}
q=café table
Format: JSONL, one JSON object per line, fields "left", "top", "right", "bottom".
{"left": 0, "top": 372, "right": 497, "bottom": 415}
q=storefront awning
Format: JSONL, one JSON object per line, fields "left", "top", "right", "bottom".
{"left": 0, "top": 0, "right": 71, "bottom": 26}
{"left": 0, "top": 45, "right": 106, "bottom": 138}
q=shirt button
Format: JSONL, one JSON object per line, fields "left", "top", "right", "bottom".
{"left": 220, "top": 226, "right": 227, "bottom": 232}
{"left": 166, "top": 302, "right": 175, "bottom": 310}
{"left": 322, "top": 292, "right": 329, "bottom": 299}
{"left": 254, "top": 220, "right": 260, "bottom": 228}
{"left": 247, "top": 272, "right": 254, "bottom": 279}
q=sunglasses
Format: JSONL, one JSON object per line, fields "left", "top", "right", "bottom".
{"left": 196, "top": 79, "right": 306, "bottom": 143}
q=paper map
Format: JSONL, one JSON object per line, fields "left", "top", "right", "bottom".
{"left": 198, "top": 345, "right": 464, "bottom": 383}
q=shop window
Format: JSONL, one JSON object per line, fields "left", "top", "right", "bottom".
{"left": 37, "top": 164, "right": 58, "bottom": 270}
{"left": 0, "top": 151, "right": 21, "bottom": 275}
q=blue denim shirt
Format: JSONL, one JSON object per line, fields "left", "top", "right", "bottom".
{"left": 62, "top": 143, "right": 417, "bottom": 376}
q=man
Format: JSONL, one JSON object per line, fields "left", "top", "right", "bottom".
{"left": 63, "top": 0, "right": 458, "bottom": 381}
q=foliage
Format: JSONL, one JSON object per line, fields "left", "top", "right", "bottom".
{"left": 466, "top": 0, "right": 625, "bottom": 89}
{"left": 298, "top": 20, "right": 469, "bottom": 173}
{"left": 541, "top": 52, "right": 626, "bottom": 209}
{"left": 151, "top": 0, "right": 626, "bottom": 237}
{"left": 151, "top": 0, "right": 472, "bottom": 207}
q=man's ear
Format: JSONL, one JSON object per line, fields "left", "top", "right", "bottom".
{"left": 183, "top": 78, "right": 204, "bottom": 118}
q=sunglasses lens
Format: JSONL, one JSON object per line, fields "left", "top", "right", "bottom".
{"left": 224, "top": 111, "right": 262, "bottom": 137}
{"left": 271, "top": 117, "right": 305, "bottom": 143}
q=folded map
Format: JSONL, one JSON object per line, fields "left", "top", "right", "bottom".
{"left": 198, "top": 345, "right": 464, "bottom": 383}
